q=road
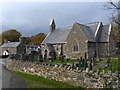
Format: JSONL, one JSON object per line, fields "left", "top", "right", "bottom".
{"left": 0, "top": 58, "right": 28, "bottom": 89}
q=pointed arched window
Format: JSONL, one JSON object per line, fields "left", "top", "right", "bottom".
{"left": 73, "top": 40, "right": 79, "bottom": 52}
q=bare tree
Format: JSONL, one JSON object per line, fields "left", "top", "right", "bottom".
{"left": 104, "top": 0, "right": 120, "bottom": 25}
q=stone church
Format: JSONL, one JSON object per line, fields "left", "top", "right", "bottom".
{"left": 41, "top": 19, "right": 115, "bottom": 59}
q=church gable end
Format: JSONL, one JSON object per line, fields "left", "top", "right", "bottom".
{"left": 64, "top": 22, "right": 88, "bottom": 59}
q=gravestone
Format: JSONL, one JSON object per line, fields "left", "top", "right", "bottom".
{"left": 74, "top": 62, "right": 78, "bottom": 67}
{"left": 61, "top": 55, "right": 64, "bottom": 62}
{"left": 108, "top": 64, "right": 112, "bottom": 71}
{"left": 47, "top": 63, "right": 51, "bottom": 67}
{"left": 51, "top": 52, "right": 54, "bottom": 62}
{"left": 83, "top": 58, "right": 85, "bottom": 67}
{"left": 102, "top": 70, "right": 105, "bottom": 75}
{"left": 71, "top": 63, "right": 75, "bottom": 70}
{"left": 86, "top": 67, "right": 89, "bottom": 73}
{"left": 108, "top": 70, "right": 112, "bottom": 76}
{"left": 64, "top": 66, "right": 67, "bottom": 70}
{"left": 40, "top": 54, "right": 43, "bottom": 64}
{"left": 67, "top": 58, "right": 69, "bottom": 62}
{"left": 79, "top": 57, "right": 82, "bottom": 68}
{"left": 53, "top": 51, "right": 56, "bottom": 60}
{"left": 84, "top": 61, "right": 88, "bottom": 70}
{"left": 114, "top": 71, "right": 119, "bottom": 77}
{"left": 80, "top": 57, "right": 83, "bottom": 66}
{"left": 28, "top": 54, "right": 34, "bottom": 62}
{"left": 89, "top": 62, "right": 92, "bottom": 71}
{"left": 44, "top": 50, "right": 47, "bottom": 62}
{"left": 67, "top": 65, "right": 71, "bottom": 70}
{"left": 70, "top": 68, "right": 73, "bottom": 71}
{"left": 58, "top": 64, "right": 62, "bottom": 68}
{"left": 97, "top": 68, "right": 100, "bottom": 75}
{"left": 76, "top": 67, "right": 79, "bottom": 71}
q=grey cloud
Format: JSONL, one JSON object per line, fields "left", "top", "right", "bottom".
{"left": 2, "top": 2, "right": 111, "bottom": 36}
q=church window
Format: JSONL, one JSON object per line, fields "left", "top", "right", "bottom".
{"left": 73, "top": 40, "right": 79, "bottom": 52}
{"left": 73, "top": 44, "right": 78, "bottom": 52}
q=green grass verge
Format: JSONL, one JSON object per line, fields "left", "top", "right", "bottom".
{"left": 14, "top": 71, "right": 83, "bottom": 89}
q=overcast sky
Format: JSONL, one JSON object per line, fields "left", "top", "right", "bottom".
{"left": 1, "top": 2, "right": 112, "bottom": 37}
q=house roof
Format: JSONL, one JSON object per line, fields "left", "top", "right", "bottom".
{"left": 0, "top": 42, "right": 20, "bottom": 48}
{"left": 77, "top": 23, "right": 95, "bottom": 42}
{"left": 42, "top": 27, "right": 71, "bottom": 44}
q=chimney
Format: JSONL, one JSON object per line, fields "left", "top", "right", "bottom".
{"left": 49, "top": 19, "right": 56, "bottom": 32}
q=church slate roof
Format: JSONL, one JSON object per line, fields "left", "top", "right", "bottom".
{"left": 0, "top": 42, "right": 20, "bottom": 48}
{"left": 86, "top": 22, "right": 100, "bottom": 37}
{"left": 42, "top": 27, "right": 71, "bottom": 44}
{"left": 42, "top": 21, "right": 111, "bottom": 44}
{"left": 98, "top": 25, "right": 110, "bottom": 42}
{"left": 77, "top": 23, "right": 95, "bottom": 42}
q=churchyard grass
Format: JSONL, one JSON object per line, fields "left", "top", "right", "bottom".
{"left": 99, "top": 58, "right": 120, "bottom": 73}
{"left": 110, "top": 58, "right": 120, "bottom": 73}
{"left": 48, "top": 58, "right": 79, "bottom": 64}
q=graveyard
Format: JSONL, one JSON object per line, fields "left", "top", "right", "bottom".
{"left": 3, "top": 54, "right": 120, "bottom": 89}
{"left": 1, "top": 0, "right": 120, "bottom": 88}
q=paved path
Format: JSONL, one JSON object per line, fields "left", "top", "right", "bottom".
{"left": 93, "top": 60, "right": 107, "bottom": 71}
{"left": 0, "top": 58, "right": 28, "bottom": 89}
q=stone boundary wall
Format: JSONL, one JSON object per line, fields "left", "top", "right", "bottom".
{"left": 3, "top": 59, "right": 119, "bottom": 88}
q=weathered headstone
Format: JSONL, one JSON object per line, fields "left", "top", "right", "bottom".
{"left": 67, "top": 58, "right": 69, "bottom": 62}
{"left": 51, "top": 52, "right": 54, "bottom": 62}
{"left": 102, "top": 70, "right": 105, "bottom": 75}
{"left": 84, "top": 61, "right": 88, "bottom": 70}
{"left": 71, "top": 63, "right": 75, "bottom": 70}
{"left": 40, "top": 54, "right": 43, "bottom": 64}
{"left": 61, "top": 55, "right": 64, "bottom": 62}
{"left": 67, "top": 65, "right": 71, "bottom": 70}
{"left": 55, "top": 64, "right": 58, "bottom": 68}
{"left": 75, "top": 63, "right": 79, "bottom": 67}
{"left": 76, "top": 67, "right": 79, "bottom": 71}
{"left": 64, "top": 66, "right": 67, "bottom": 70}
{"left": 58, "top": 64, "right": 62, "bottom": 68}
{"left": 86, "top": 67, "right": 89, "bottom": 73}
{"left": 97, "top": 68, "right": 100, "bottom": 75}
{"left": 89, "top": 62, "right": 92, "bottom": 71}
{"left": 44, "top": 50, "right": 47, "bottom": 62}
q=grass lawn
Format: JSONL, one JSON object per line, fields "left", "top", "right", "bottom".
{"left": 100, "top": 67, "right": 108, "bottom": 73}
{"left": 99, "top": 58, "right": 120, "bottom": 73}
{"left": 110, "top": 58, "right": 120, "bottom": 73}
{"left": 13, "top": 71, "right": 83, "bottom": 89}
{"left": 48, "top": 58, "right": 79, "bottom": 64}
